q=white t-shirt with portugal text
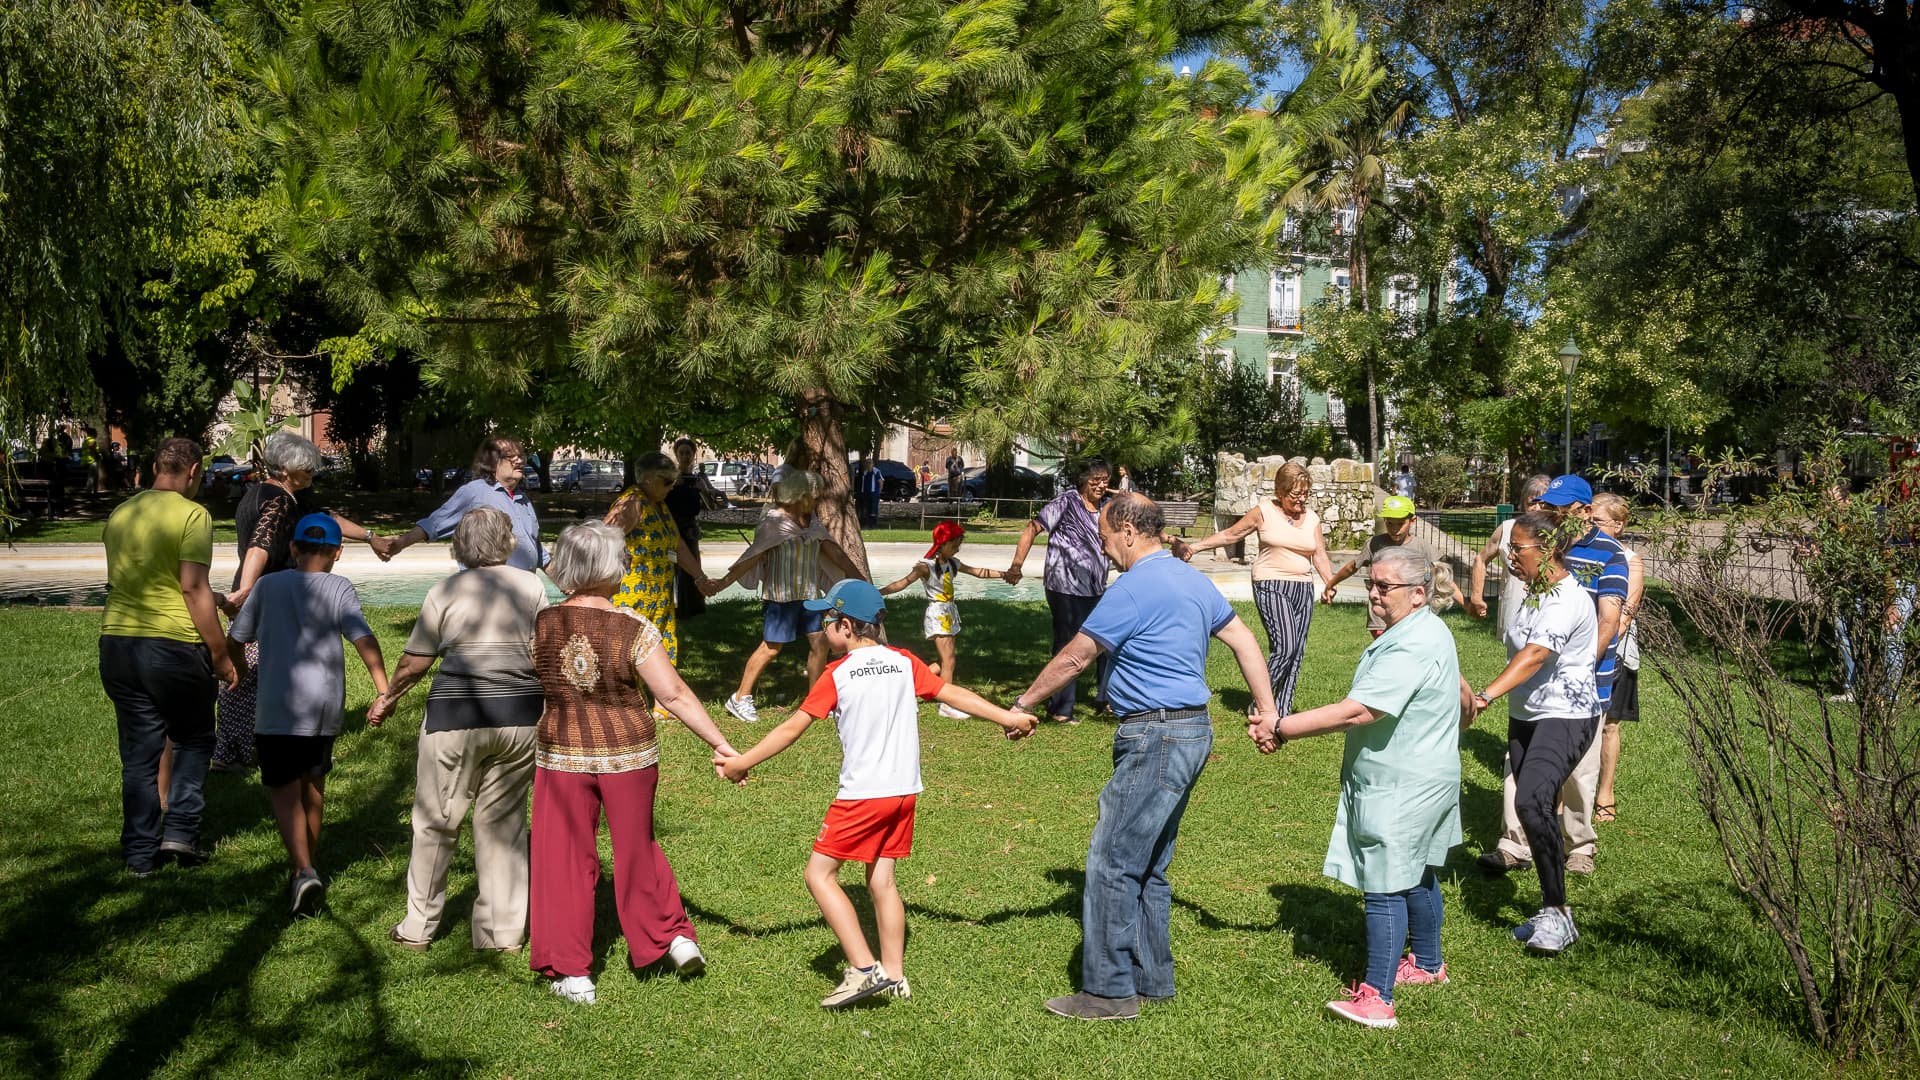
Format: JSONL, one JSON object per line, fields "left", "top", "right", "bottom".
{"left": 1502, "top": 572, "right": 1600, "bottom": 722}
{"left": 800, "top": 645, "right": 946, "bottom": 799}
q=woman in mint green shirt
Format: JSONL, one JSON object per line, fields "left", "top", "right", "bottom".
{"left": 1253, "top": 546, "right": 1476, "bottom": 1030}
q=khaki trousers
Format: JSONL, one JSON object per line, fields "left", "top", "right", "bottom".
{"left": 1496, "top": 714, "right": 1603, "bottom": 862}
{"left": 398, "top": 724, "right": 536, "bottom": 949}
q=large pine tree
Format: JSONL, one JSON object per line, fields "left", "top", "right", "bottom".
{"left": 252, "top": 0, "right": 1375, "bottom": 564}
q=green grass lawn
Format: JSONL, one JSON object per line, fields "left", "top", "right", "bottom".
{"left": 0, "top": 599, "right": 1876, "bottom": 1078}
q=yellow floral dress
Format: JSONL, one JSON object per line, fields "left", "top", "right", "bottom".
{"left": 612, "top": 492, "right": 679, "bottom": 664}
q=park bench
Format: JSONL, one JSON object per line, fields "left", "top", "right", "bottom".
{"left": 11, "top": 478, "right": 52, "bottom": 520}
{"left": 1156, "top": 499, "right": 1200, "bottom": 536}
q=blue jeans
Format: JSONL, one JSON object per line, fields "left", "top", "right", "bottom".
{"left": 1081, "top": 716, "right": 1213, "bottom": 998}
{"left": 99, "top": 636, "right": 217, "bottom": 870}
{"left": 1363, "top": 868, "right": 1444, "bottom": 1002}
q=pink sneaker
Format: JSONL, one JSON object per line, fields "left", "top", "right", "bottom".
{"left": 1325, "top": 982, "right": 1398, "bottom": 1028}
{"left": 1394, "top": 955, "right": 1449, "bottom": 985}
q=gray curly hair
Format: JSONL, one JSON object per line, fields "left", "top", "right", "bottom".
{"left": 259, "top": 432, "right": 324, "bottom": 479}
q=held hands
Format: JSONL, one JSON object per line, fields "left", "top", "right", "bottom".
{"left": 713, "top": 745, "right": 749, "bottom": 785}
{"left": 367, "top": 691, "right": 394, "bottom": 728}
{"left": 1002, "top": 706, "right": 1037, "bottom": 740}
{"left": 1319, "top": 585, "right": 1338, "bottom": 605}
{"left": 368, "top": 534, "right": 398, "bottom": 562}
{"left": 1466, "top": 596, "right": 1488, "bottom": 619}
{"left": 1003, "top": 566, "right": 1022, "bottom": 586}
{"left": 1246, "top": 710, "right": 1280, "bottom": 754}
{"left": 698, "top": 576, "right": 728, "bottom": 598}
{"left": 1170, "top": 538, "right": 1195, "bottom": 562}
{"left": 211, "top": 653, "right": 241, "bottom": 692}
{"left": 221, "top": 589, "right": 249, "bottom": 617}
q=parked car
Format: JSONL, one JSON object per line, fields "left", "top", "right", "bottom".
{"left": 700, "top": 460, "right": 773, "bottom": 497}
{"left": 871, "top": 459, "right": 918, "bottom": 501}
{"left": 201, "top": 455, "right": 257, "bottom": 497}
{"left": 556, "top": 459, "right": 625, "bottom": 494}
{"left": 924, "top": 464, "right": 1056, "bottom": 501}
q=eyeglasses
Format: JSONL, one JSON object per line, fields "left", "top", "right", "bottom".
{"left": 1365, "top": 580, "right": 1420, "bottom": 593}
{"left": 1510, "top": 543, "right": 1546, "bottom": 552}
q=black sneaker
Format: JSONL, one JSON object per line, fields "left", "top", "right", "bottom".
{"left": 290, "top": 870, "right": 325, "bottom": 917}
{"left": 1044, "top": 991, "right": 1140, "bottom": 1021}
{"left": 158, "top": 840, "right": 211, "bottom": 868}
{"left": 1475, "top": 849, "right": 1531, "bottom": 875}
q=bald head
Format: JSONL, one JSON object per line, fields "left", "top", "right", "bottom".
{"left": 1101, "top": 491, "right": 1164, "bottom": 537}
{"left": 1098, "top": 492, "right": 1165, "bottom": 571}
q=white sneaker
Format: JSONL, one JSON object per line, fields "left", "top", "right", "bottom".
{"left": 725, "top": 693, "right": 760, "bottom": 723}
{"left": 1523, "top": 908, "right": 1580, "bottom": 954}
{"left": 550, "top": 975, "right": 596, "bottom": 1004}
{"left": 668, "top": 934, "right": 705, "bottom": 974}
{"left": 884, "top": 976, "right": 912, "bottom": 1000}
{"left": 821, "top": 965, "right": 894, "bottom": 1009}
{"left": 937, "top": 704, "right": 969, "bottom": 720}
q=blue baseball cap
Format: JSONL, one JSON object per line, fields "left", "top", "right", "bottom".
{"left": 293, "top": 512, "right": 343, "bottom": 547}
{"left": 1538, "top": 475, "right": 1593, "bottom": 507}
{"left": 803, "top": 578, "right": 887, "bottom": 622}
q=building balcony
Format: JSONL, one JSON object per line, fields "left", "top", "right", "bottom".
{"left": 1267, "top": 307, "right": 1303, "bottom": 331}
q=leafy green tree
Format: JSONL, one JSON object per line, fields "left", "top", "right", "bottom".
{"left": 1552, "top": 10, "right": 1920, "bottom": 452}
{"left": 1, "top": 0, "right": 229, "bottom": 438}
{"left": 252, "top": 0, "right": 1378, "bottom": 564}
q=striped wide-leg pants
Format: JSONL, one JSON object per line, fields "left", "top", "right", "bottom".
{"left": 1251, "top": 579, "right": 1316, "bottom": 715}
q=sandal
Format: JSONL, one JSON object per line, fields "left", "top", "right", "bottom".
{"left": 1594, "top": 803, "right": 1617, "bottom": 823}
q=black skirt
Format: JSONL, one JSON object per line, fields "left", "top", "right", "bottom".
{"left": 1607, "top": 666, "right": 1640, "bottom": 722}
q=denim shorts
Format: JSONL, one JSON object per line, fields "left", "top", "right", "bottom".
{"left": 762, "top": 600, "right": 824, "bottom": 644}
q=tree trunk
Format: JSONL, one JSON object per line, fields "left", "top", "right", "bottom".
{"left": 1350, "top": 194, "right": 1380, "bottom": 464}
{"left": 798, "top": 388, "right": 871, "bottom": 578}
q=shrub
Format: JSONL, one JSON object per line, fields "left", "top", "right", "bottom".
{"left": 1410, "top": 453, "right": 1468, "bottom": 509}
{"left": 1634, "top": 452, "right": 1918, "bottom": 1060}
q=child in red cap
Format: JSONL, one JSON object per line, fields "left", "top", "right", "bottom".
{"left": 878, "top": 522, "right": 1012, "bottom": 718}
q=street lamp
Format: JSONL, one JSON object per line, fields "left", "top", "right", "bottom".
{"left": 1557, "top": 337, "right": 1583, "bottom": 475}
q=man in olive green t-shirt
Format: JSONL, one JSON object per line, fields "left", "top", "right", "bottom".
{"left": 100, "top": 437, "right": 239, "bottom": 876}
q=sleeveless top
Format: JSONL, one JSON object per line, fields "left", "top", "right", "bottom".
{"left": 1252, "top": 502, "right": 1320, "bottom": 582}
{"left": 922, "top": 557, "right": 958, "bottom": 603}
{"left": 531, "top": 604, "right": 664, "bottom": 774}
{"left": 612, "top": 492, "right": 680, "bottom": 663}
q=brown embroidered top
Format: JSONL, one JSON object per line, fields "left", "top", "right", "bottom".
{"left": 531, "top": 604, "right": 663, "bottom": 773}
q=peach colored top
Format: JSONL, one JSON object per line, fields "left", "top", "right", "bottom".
{"left": 1252, "top": 502, "right": 1320, "bottom": 582}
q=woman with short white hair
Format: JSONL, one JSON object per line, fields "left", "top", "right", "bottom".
{"left": 1253, "top": 545, "right": 1475, "bottom": 1029}
{"left": 371, "top": 508, "right": 547, "bottom": 953}
{"left": 528, "top": 521, "right": 743, "bottom": 1004}
{"left": 213, "top": 431, "right": 388, "bottom": 771}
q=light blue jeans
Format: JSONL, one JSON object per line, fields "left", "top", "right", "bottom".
{"left": 1363, "top": 868, "right": 1444, "bottom": 1002}
{"left": 1080, "top": 716, "right": 1213, "bottom": 999}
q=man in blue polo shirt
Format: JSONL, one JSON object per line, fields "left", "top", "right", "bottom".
{"left": 1477, "top": 474, "right": 1627, "bottom": 879}
{"left": 1012, "top": 493, "right": 1279, "bottom": 1021}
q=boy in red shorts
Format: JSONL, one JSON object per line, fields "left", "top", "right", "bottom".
{"left": 718, "top": 578, "right": 1034, "bottom": 1007}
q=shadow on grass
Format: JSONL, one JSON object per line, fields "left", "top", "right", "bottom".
{"left": 1269, "top": 882, "right": 1365, "bottom": 984}
{"left": 1579, "top": 878, "right": 1809, "bottom": 1035}
{"left": 0, "top": 745, "right": 465, "bottom": 1078}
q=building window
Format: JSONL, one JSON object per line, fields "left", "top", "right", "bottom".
{"left": 1268, "top": 354, "right": 1300, "bottom": 392}
{"left": 1268, "top": 271, "right": 1302, "bottom": 330}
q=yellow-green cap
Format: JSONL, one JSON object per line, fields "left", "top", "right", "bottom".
{"left": 1380, "top": 496, "right": 1416, "bottom": 519}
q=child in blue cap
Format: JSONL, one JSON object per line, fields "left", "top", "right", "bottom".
{"left": 717, "top": 578, "right": 1035, "bottom": 1008}
{"left": 226, "top": 513, "right": 389, "bottom": 917}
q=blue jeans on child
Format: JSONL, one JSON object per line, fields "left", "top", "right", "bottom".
{"left": 1363, "top": 867, "right": 1444, "bottom": 1002}
{"left": 1080, "top": 714, "right": 1212, "bottom": 999}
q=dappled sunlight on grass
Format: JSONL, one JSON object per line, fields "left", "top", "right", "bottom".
{"left": 0, "top": 599, "right": 1883, "bottom": 1077}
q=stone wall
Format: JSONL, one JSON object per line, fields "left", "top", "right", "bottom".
{"left": 1213, "top": 452, "right": 1378, "bottom": 549}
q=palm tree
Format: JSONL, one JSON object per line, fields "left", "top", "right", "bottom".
{"left": 1289, "top": 90, "right": 1413, "bottom": 465}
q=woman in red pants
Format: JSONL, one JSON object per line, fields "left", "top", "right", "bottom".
{"left": 529, "top": 521, "right": 742, "bottom": 1004}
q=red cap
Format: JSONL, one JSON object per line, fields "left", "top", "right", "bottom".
{"left": 926, "top": 521, "right": 965, "bottom": 558}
